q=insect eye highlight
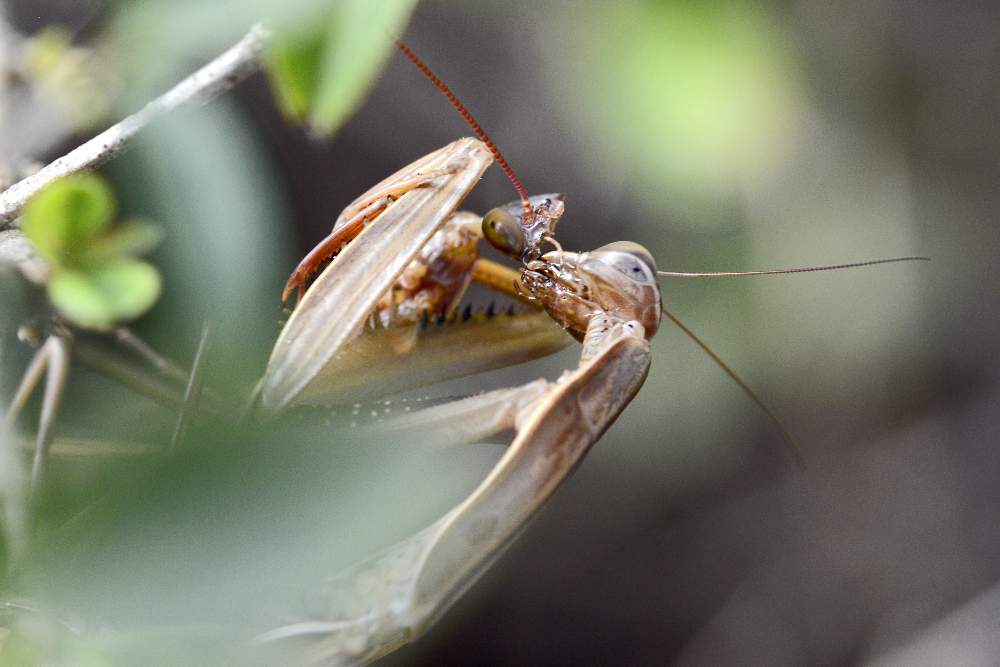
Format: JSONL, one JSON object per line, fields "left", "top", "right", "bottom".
{"left": 482, "top": 207, "right": 526, "bottom": 258}
{"left": 592, "top": 242, "right": 658, "bottom": 284}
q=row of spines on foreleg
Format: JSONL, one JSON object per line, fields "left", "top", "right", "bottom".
{"left": 277, "top": 301, "right": 525, "bottom": 332}
{"left": 365, "top": 302, "right": 522, "bottom": 331}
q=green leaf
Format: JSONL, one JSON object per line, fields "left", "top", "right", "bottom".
{"left": 48, "top": 269, "right": 114, "bottom": 329}
{"left": 48, "top": 260, "right": 162, "bottom": 330}
{"left": 92, "top": 260, "right": 162, "bottom": 321}
{"left": 265, "top": 27, "right": 327, "bottom": 121}
{"left": 78, "top": 219, "right": 164, "bottom": 266}
{"left": 264, "top": 0, "right": 417, "bottom": 136}
{"left": 21, "top": 174, "right": 116, "bottom": 266}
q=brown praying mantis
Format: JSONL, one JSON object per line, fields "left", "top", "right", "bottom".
{"left": 253, "top": 40, "right": 927, "bottom": 664}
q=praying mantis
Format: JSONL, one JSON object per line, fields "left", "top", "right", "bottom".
{"left": 253, "top": 41, "right": 927, "bottom": 664}
{"left": 0, "top": 25, "right": 929, "bottom": 661}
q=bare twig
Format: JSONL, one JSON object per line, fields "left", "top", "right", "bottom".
{"left": 0, "top": 229, "right": 48, "bottom": 283}
{"left": 0, "top": 24, "right": 270, "bottom": 227}
{"left": 74, "top": 338, "right": 187, "bottom": 410}
{"left": 114, "top": 326, "right": 188, "bottom": 383}
{"left": 74, "top": 337, "right": 226, "bottom": 416}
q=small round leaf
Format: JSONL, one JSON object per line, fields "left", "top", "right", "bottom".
{"left": 90, "top": 259, "right": 162, "bottom": 321}
{"left": 48, "top": 269, "right": 115, "bottom": 329}
{"left": 22, "top": 174, "right": 116, "bottom": 266}
{"left": 48, "top": 260, "right": 161, "bottom": 330}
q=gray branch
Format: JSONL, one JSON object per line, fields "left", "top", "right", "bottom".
{"left": 0, "top": 24, "right": 271, "bottom": 227}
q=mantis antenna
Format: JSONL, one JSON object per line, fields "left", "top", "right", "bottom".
{"left": 394, "top": 36, "right": 928, "bottom": 468}
{"left": 662, "top": 305, "right": 806, "bottom": 468}
{"left": 393, "top": 37, "right": 533, "bottom": 218}
{"left": 659, "top": 255, "right": 928, "bottom": 467}
{"left": 657, "top": 256, "right": 929, "bottom": 278}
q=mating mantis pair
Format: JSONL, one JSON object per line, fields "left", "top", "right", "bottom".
{"left": 251, "top": 41, "right": 925, "bottom": 664}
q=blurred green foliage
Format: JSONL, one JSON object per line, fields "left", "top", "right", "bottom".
{"left": 21, "top": 175, "right": 163, "bottom": 330}
{"left": 265, "top": 0, "right": 416, "bottom": 135}
{"left": 111, "top": 0, "right": 414, "bottom": 136}
{"left": 22, "top": 27, "right": 115, "bottom": 130}
{"left": 548, "top": 0, "right": 805, "bottom": 222}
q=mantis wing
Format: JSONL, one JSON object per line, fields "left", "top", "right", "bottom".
{"left": 293, "top": 309, "right": 570, "bottom": 406}
{"left": 261, "top": 138, "right": 493, "bottom": 412}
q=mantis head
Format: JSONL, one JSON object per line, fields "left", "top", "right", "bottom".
{"left": 521, "top": 240, "right": 663, "bottom": 341}
{"left": 482, "top": 193, "right": 565, "bottom": 262}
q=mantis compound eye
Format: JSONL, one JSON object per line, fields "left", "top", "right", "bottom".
{"left": 482, "top": 206, "right": 526, "bottom": 258}
{"left": 592, "top": 241, "right": 658, "bottom": 284}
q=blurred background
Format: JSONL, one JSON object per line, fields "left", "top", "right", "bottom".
{"left": 0, "top": 0, "right": 996, "bottom": 664}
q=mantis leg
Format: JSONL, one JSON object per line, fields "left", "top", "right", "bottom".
{"left": 259, "top": 317, "right": 651, "bottom": 664}
{"left": 469, "top": 258, "right": 528, "bottom": 304}
{"left": 368, "top": 378, "right": 550, "bottom": 448}
{"left": 282, "top": 197, "right": 391, "bottom": 303}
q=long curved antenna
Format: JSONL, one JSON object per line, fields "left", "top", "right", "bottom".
{"left": 392, "top": 38, "right": 532, "bottom": 216}
{"left": 661, "top": 305, "right": 806, "bottom": 470}
{"left": 657, "top": 256, "right": 928, "bottom": 278}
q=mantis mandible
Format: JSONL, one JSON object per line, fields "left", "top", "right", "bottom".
{"left": 256, "top": 39, "right": 926, "bottom": 664}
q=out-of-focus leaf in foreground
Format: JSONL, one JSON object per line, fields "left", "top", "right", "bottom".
{"left": 21, "top": 175, "right": 163, "bottom": 330}
{"left": 15, "top": 416, "right": 497, "bottom": 664}
{"left": 264, "top": 0, "right": 417, "bottom": 135}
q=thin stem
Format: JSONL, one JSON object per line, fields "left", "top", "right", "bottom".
{"left": 75, "top": 338, "right": 226, "bottom": 417}
{"left": 110, "top": 328, "right": 225, "bottom": 409}
{"left": 170, "top": 322, "right": 211, "bottom": 450}
{"left": 0, "top": 24, "right": 271, "bottom": 227}
{"left": 74, "top": 339, "right": 187, "bottom": 410}
{"left": 114, "top": 327, "right": 188, "bottom": 383}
